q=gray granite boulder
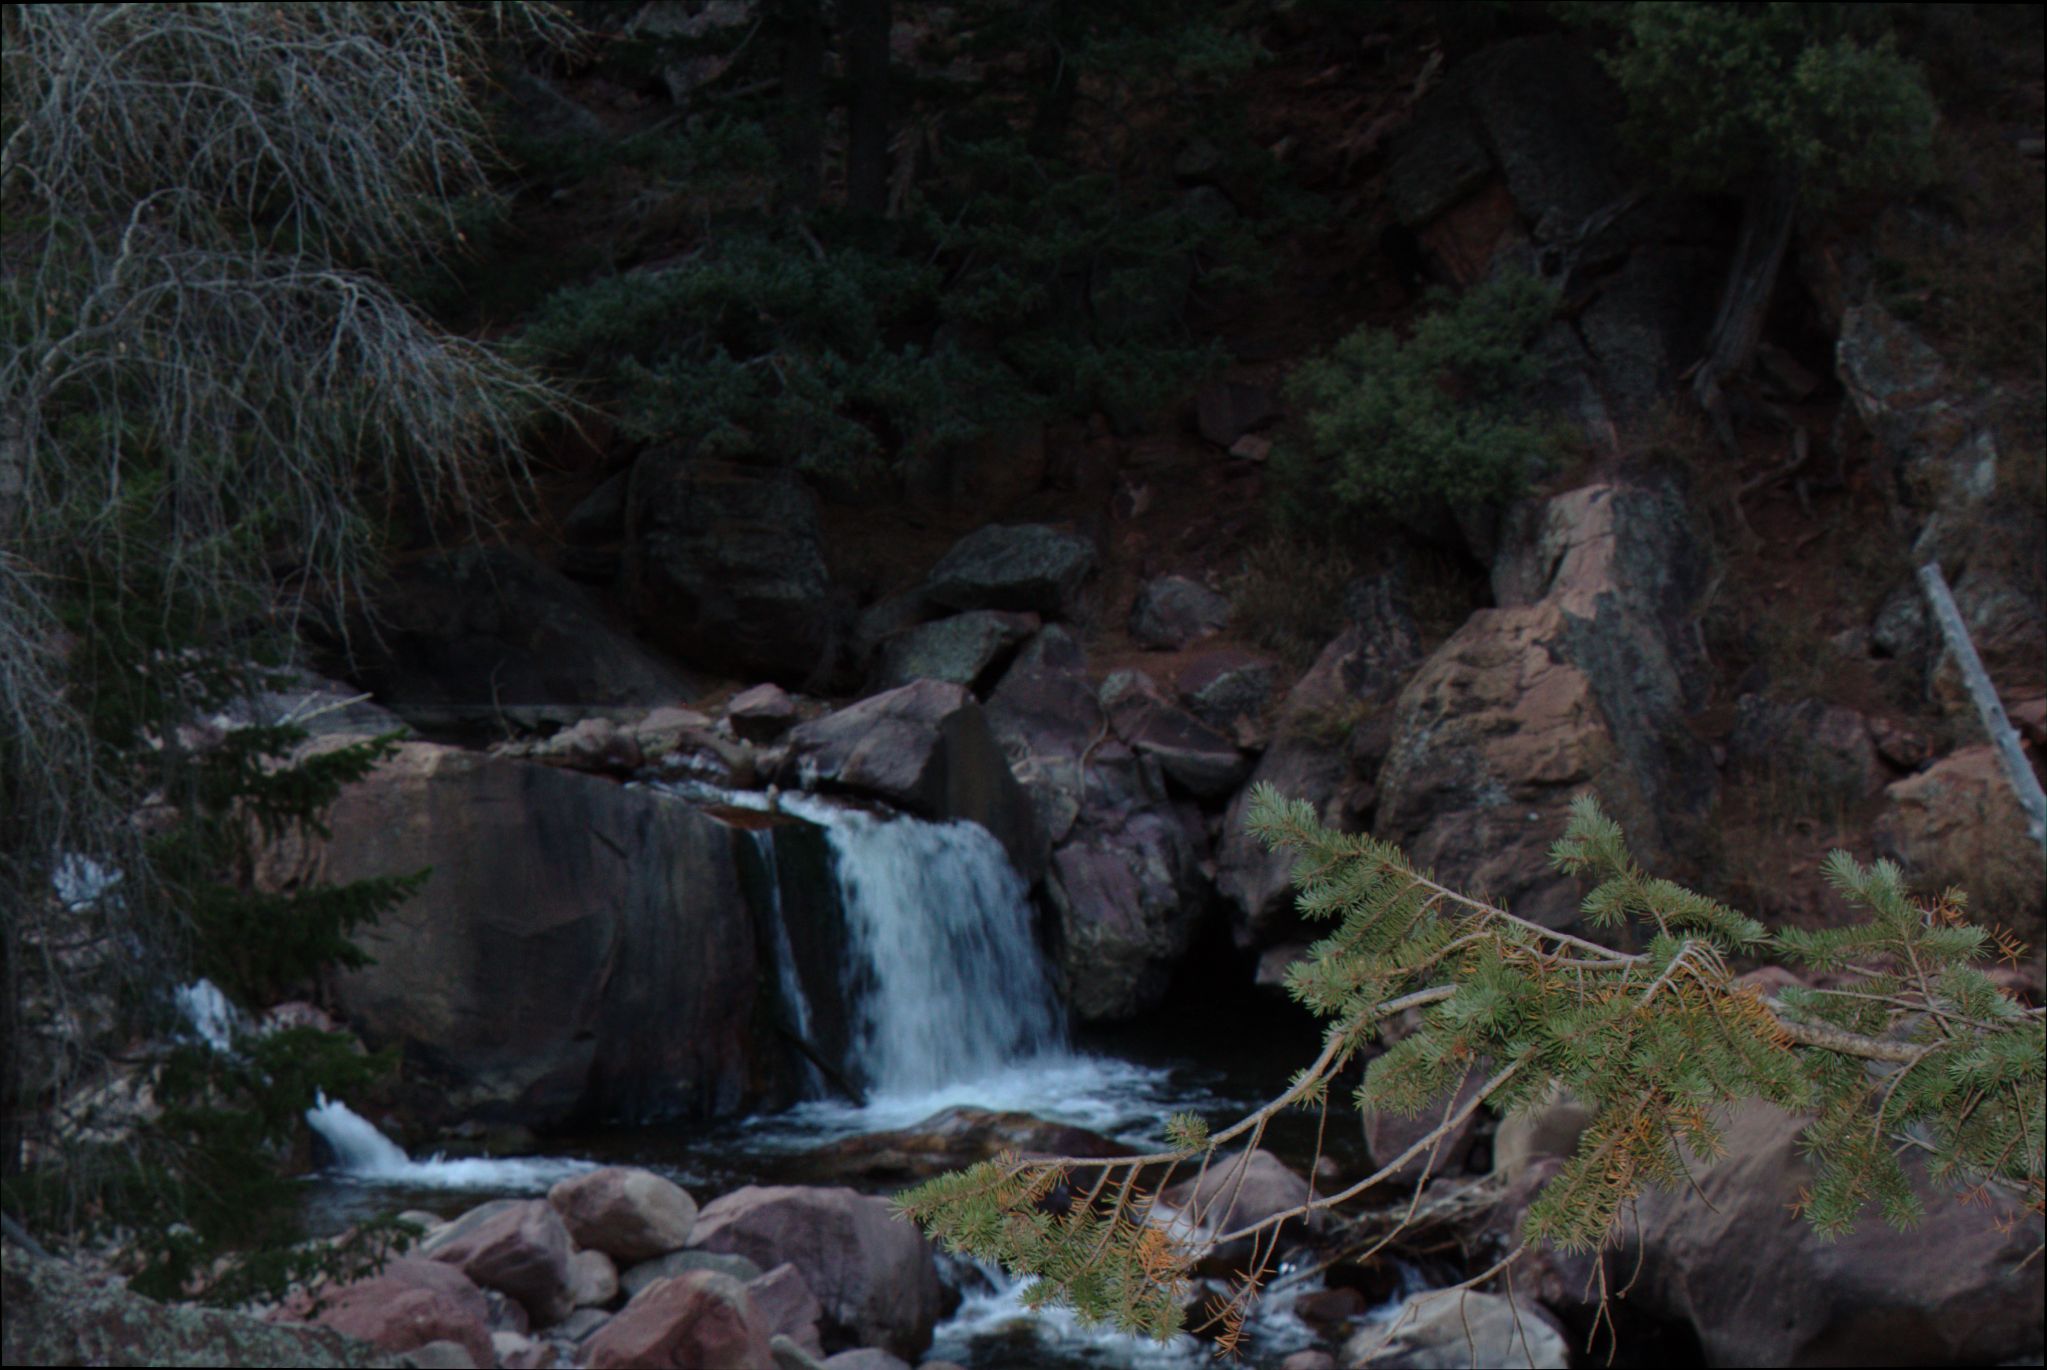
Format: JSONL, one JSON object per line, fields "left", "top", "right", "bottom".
{"left": 923, "top": 524, "right": 1095, "bottom": 618}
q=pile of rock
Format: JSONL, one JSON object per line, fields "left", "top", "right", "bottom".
{"left": 280, "top": 1167, "right": 953, "bottom": 1370}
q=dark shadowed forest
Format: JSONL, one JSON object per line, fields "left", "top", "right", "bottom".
{"left": 3, "top": 4, "right": 2043, "bottom": 1368}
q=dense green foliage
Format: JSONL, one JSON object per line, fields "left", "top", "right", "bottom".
{"left": 1273, "top": 271, "right": 1565, "bottom": 531}
{"left": 902, "top": 789, "right": 2044, "bottom": 1339}
{"left": 512, "top": 1, "right": 1294, "bottom": 477}
{"left": 1571, "top": 1, "right": 1937, "bottom": 202}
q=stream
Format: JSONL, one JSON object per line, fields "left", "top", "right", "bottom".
{"left": 301, "top": 787, "right": 1405, "bottom": 1367}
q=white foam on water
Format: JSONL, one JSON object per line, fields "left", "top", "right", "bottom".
{"left": 174, "top": 978, "right": 246, "bottom": 1053}
{"left": 304, "top": 1092, "right": 595, "bottom": 1191}
{"left": 53, "top": 853, "right": 122, "bottom": 911}
{"left": 929, "top": 1256, "right": 1326, "bottom": 1369}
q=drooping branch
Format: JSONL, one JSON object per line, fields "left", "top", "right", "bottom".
{"left": 900, "top": 790, "right": 2044, "bottom": 1347}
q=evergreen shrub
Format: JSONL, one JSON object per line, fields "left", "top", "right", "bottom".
{"left": 1274, "top": 270, "right": 1564, "bottom": 531}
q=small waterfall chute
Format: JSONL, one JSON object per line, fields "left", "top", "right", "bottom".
{"left": 304, "top": 1092, "right": 594, "bottom": 1191}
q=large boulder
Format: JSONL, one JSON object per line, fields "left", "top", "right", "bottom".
{"left": 1345, "top": 1290, "right": 1568, "bottom": 1369}
{"left": 626, "top": 451, "right": 837, "bottom": 684}
{"left": 3, "top": 1243, "right": 391, "bottom": 1368}
{"left": 341, "top": 547, "right": 699, "bottom": 738}
{"left": 868, "top": 610, "right": 1038, "bottom": 694}
{"left": 298, "top": 1258, "right": 494, "bottom": 1368}
{"left": 687, "top": 1186, "right": 942, "bottom": 1361}
{"left": 982, "top": 626, "right": 1111, "bottom": 853}
{"left": 1376, "top": 482, "right": 1713, "bottom": 928}
{"left": 1362, "top": 1072, "right": 1491, "bottom": 1190}
{"left": 549, "top": 1167, "right": 700, "bottom": 1266}
{"left": 1155, "top": 1149, "right": 1319, "bottom": 1270}
{"left": 1098, "top": 670, "right": 1248, "bottom": 800}
{"left": 776, "top": 679, "right": 1038, "bottom": 879}
{"left": 421, "top": 1199, "right": 575, "bottom": 1328}
{"left": 746, "top": 1264, "right": 826, "bottom": 1359}
{"left": 922, "top": 523, "right": 1095, "bottom": 619}
{"left": 1044, "top": 809, "right": 1206, "bottom": 1021}
{"left": 620, "top": 1251, "right": 764, "bottom": 1303}
{"left": 583, "top": 1269, "right": 772, "bottom": 1370}
{"left": 1617, "top": 1100, "right": 2045, "bottom": 1366}
{"left": 278, "top": 742, "right": 761, "bottom": 1124}
{"left": 985, "top": 628, "right": 1212, "bottom": 1019}
{"left": 1872, "top": 745, "right": 2046, "bottom": 939}
{"left": 1216, "top": 572, "right": 1421, "bottom": 948}
{"left": 1128, "top": 575, "right": 1231, "bottom": 650}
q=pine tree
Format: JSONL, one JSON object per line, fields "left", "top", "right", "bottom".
{"left": 899, "top": 786, "right": 2045, "bottom": 1348}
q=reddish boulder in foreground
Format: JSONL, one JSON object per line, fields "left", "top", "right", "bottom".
{"left": 688, "top": 1185, "right": 941, "bottom": 1361}
{"left": 299, "top": 1258, "right": 493, "bottom": 1367}
{"left": 582, "top": 1269, "right": 772, "bottom": 1370}
{"left": 422, "top": 1199, "right": 574, "bottom": 1327}
{"left": 548, "top": 1166, "right": 699, "bottom": 1265}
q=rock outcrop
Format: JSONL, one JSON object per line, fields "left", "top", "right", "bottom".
{"left": 1216, "top": 571, "right": 1421, "bottom": 947}
{"left": 986, "top": 628, "right": 1212, "bottom": 1020}
{"left": 1375, "top": 481, "right": 1713, "bottom": 928}
{"left": 281, "top": 742, "right": 762, "bottom": 1125}
{"left": 776, "top": 678, "right": 1039, "bottom": 880}
{"left": 1617, "top": 1099, "right": 2045, "bottom": 1367}
{"left": 2, "top": 1243, "right": 390, "bottom": 1368}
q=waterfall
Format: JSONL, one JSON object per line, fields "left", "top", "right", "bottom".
{"left": 747, "top": 827, "right": 826, "bottom": 1096}
{"left": 801, "top": 797, "right": 1067, "bottom": 1098}
{"left": 693, "top": 786, "right": 1070, "bottom": 1102}
{"left": 174, "top": 978, "right": 246, "bottom": 1053}
{"left": 304, "top": 1092, "right": 594, "bottom": 1190}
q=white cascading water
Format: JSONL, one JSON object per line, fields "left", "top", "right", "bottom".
{"left": 798, "top": 795, "right": 1066, "bottom": 1097}
{"left": 747, "top": 826, "right": 825, "bottom": 1096}
{"left": 303, "top": 1092, "right": 594, "bottom": 1191}
{"left": 691, "top": 785, "right": 1187, "bottom": 1138}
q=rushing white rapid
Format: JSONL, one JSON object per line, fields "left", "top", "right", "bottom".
{"left": 797, "top": 793, "right": 1066, "bottom": 1098}
{"left": 303, "top": 1093, "right": 594, "bottom": 1191}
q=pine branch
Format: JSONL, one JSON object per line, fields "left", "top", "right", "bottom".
{"left": 900, "top": 790, "right": 2046, "bottom": 1348}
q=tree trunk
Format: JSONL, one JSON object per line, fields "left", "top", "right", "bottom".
{"left": 1917, "top": 561, "right": 2047, "bottom": 852}
{"left": 844, "top": 0, "right": 891, "bottom": 216}
{"left": 777, "top": 0, "right": 825, "bottom": 215}
{"left": 1692, "top": 170, "right": 1800, "bottom": 454}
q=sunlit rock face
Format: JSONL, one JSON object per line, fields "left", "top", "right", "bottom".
{"left": 1375, "top": 481, "right": 1715, "bottom": 929}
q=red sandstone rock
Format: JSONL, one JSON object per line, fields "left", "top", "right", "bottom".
{"left": 583, "top": 1270, "right": 772, "bottom": 1370}
{"left": 549, "top": 1166, "right": 699, "bottom": 1265}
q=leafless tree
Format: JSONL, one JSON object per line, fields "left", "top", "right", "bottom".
{"left": 0, "top": 1, "right": 569, "bottom": 1201}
